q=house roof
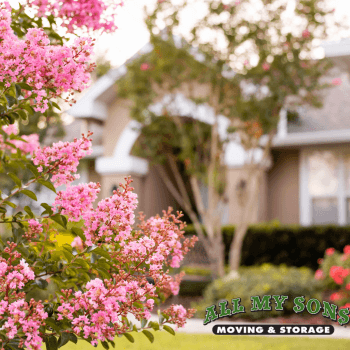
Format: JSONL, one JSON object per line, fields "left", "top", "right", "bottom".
{"left": 68, "top": 37, "right": 350, "bottom": 149}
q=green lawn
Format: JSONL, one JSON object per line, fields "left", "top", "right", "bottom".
{"left": 62, "top": 332, "right": 350, "bottom": 350}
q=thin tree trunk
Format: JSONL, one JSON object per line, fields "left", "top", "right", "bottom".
{"left": 154, "top": 163, "right": 212, "bottom": 255}
{"left": 228, "top": 131, "right": 275, "bottom": 275}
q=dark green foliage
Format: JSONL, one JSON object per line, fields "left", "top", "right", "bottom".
{"left": 184, "top": 223, "right": 350, "bottom": 270}
{"left": 193, "top": 264, "right": 324, "bottom": 320}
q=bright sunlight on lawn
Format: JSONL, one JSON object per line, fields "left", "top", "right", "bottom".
{"left": 59, "top": 332, "right": 350, "bottom": 350}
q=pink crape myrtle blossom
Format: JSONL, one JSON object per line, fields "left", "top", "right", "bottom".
{"left": 140, "top": 63, "right": 150, "bottom": 71}
{"left": 0, "top": 4, "right": 95, "bottom": 112}
{"left": 0, "top": 130, "right": 197, "bottom": 347}
{"left": 0, "top": 244, "right": 48, "bottom": 350}
{"left": 71, "top": 236, "right": 84, "bottom": 251}
{"left": 262, "top": 62, "right": 270, "bottom": 71}
{"left": 302, "top": 29, "right": 311, "bottom": 38}
{"left": 0, "top": 298, "right": 48, "bottom": 350}
{"left": 81, "top": 178, "right": 138, "bottom": 246}
{"left": 332, "top": 78, "right": 342, "bottom": 86}
{"left": 26, "top": 0, "right": 124, "bottom": 33}
{"left": 32, "top": 132, "right": 93, "bottom": 187}
{"left": 54, "top": 182, "right": 101, "bottom": 221}
{"left": 0, "top": 124, "right": 40, "bottom": 155}
{"left": 26, "top": 219, "right": 43, "bottom": 240}
{"left": 162, "top": 304, "right": 194, "bottom": 329}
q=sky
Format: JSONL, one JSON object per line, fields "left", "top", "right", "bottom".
{"left": 95, "top": 0, "right": 350, "bottom": 68}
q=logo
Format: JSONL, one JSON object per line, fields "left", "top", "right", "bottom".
{"left": 203, "top": 294, "right": 349, "bottom": 335}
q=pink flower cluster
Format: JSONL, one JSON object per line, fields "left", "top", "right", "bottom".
{"left": 0, "top": 243, "right": 47, "bottom": 350}
{"left": 0, "top": 124, "right": 39, "bottom": 155}
{"left": 0, "top": 298, "right": 48, "bottom": 350}
{"left": 26, "top": 219, "right": 43, "bottom": 240}
{"left": 0, "top": 132, "right": 197, "bottom": 346}
{"left": 0, "top": 255, "right": 35, "bottom": 292}
{"left": 32, "top": 132, "right": 93, "bottom": 187}
{"left": 82, "top": 178, "right": 138, "bottom": 246}
{"left": 57, "top": 277, "right": 157, "bottom": 346}
{"left": 0, "top": 5, "right": 94, "bottom": 112}
{"left": 54, "top": 182, "right": 101, "bottom": 221}
{"left": 162, "top": 304, "right": 195, "bottom": 329}
{"left": 27, "top": 0, "right": 124, "bottom": 33}
{"left": 330, "top": 266, "right": 350, "bottom": 285}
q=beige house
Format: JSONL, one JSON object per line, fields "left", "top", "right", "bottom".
{"left": 66, "top": 38, "right": 350, "bottom": 227}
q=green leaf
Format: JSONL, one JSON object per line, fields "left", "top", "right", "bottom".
{"left": 4, "top": 141, "right": 17, "bottom": 150}
{"left": 57, "top": 332, "right": 77, "bottom": 348}
{"left": 123, "top": 333, "right": 134, "bottom": 343}
{"left": 24, "top": 104, "right": 35, "bottom": 115}
{"left": 68, "top": 333, "right": 77, "bottom": 344}
{"left": 35, "top": 278, "right": 49, "bottom": 289}
{"left": 133, "top": 302, "right": 143, "bottom": 309}
{"left": 163, "top": 325, "right": 175, "bottom": 336}
{"left": 26, "top": 163, "right": 39, "bottom": 176}
{"left": 7, "top": 172, "right": 22, "bottom": 187}
{"left": 15, "top": 84, "right": 22, "bottom": 98}
{"left": 38, "top": 179, "right": 56, "bottom": 193}
{"left": 45, "top": 335, "right": 58, "bottom": 350}
{"left": 61, "top": 249, "right": 74, "bottom": 262}
{"left": 17, "top": 82, "right": 32, "bottom": 91}
{"left": 149, "top": 321, "right": 160, "bottom": 331}
{"left": 3, "top": 201, "right": 16, "bottom": 209}
{"left": 17, "top": 109, "right": 28, "bottom": 121}
{"left": 51, "top": 213, "right": 67, "bottom": 229}
{"left": 5, "top": 94, "right": 17, "bottom": 107}
{"left": 65, "top": 267, "right": 76, "bottom": 276}
{"left": 71, "top": 227, "right": 85, "bottom": 241}
{"left": 101, "top": 341, "right": 109, "bottom": 350}
{"left": 41, "top": 203, "right": 53, "bottom": 216}
{"left": 24, "top": 206, "right": 35, "bottom": 218}
{"left": 45, "top": 317, "right": 61, "bottom": 334}
{"left": 21, "top": 189, "right": 37, "bottom": 201}
{"left": 51, "top": 101, "right": 61, "bottom": 111}
{"left": 91, "top": 247, "right": 110, "bottom": 260}
{"left": 142, "top": 330, "right": 154, "bottom": 343}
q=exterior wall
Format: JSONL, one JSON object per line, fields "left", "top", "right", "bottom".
{"left": 87, "top": 159, "right": 102, "bottom": 202}
{"left": 226, "top": 167, "right": 268, "bottom": 225}
{"left": 142, "top": 165, "right": 179, "bottom": 219}
{"left": 103, "top": 98, "right": 133, "bottom": 157}
{"left": 267, "top": 150, "right": 300, "bottom": 224}
{"left": 100, "top": 167, "right": 177, "bottom": 220}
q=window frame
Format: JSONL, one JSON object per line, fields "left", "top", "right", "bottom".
{"left": 300, "top": 145, "right": 349, "bottom": 226}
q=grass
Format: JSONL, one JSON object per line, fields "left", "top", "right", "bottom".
{"left": 61, "top": 332, "right": 350, "bottom": 350}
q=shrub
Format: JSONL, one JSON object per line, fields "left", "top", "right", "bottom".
{"left": 184, "top": 223, "right": 350, "bottom": 269}
{"left": 193, "top": 264, "right": 325, "bottom": 320}
{"left": 315, "top": 246, "right": 350, "bottom": 309}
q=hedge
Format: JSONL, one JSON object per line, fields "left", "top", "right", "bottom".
{"left": 193, "top": 264, "right": 324, "bottom": 320}
{"left": 184, "top": 222, "right": 350, "bottom": 270}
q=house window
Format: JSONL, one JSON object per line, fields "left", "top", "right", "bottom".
{"left": 308, "top": 151, "right": 339, "bottom": 224}
{"left": 302, "top": 148, "right": 350, "bottom": 226}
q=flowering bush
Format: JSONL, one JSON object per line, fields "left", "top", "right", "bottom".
{"left": 26, "top": 0, "right": 124, "bottom": 33}
{"left": 0, "top": 1, "right": 197, "bottom": 349}
{"left": 315, "top": 246, "right": 350, "bottom": 310}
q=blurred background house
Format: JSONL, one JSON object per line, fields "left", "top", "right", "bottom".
{"left": 59, "top": 38, "right": 350, "bottom": 227}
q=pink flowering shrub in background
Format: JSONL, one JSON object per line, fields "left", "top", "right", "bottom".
{"left": 315, "top": 245, "right": 350, "bottom": 311}
{"left": 27, "top": 0, "right": 124, "bottom": 33}
{"left": 0, "top": 1, "right": 197, "bottom": 349}
{"left": 0, "top": 4, "right": 94, "bottom": 113}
